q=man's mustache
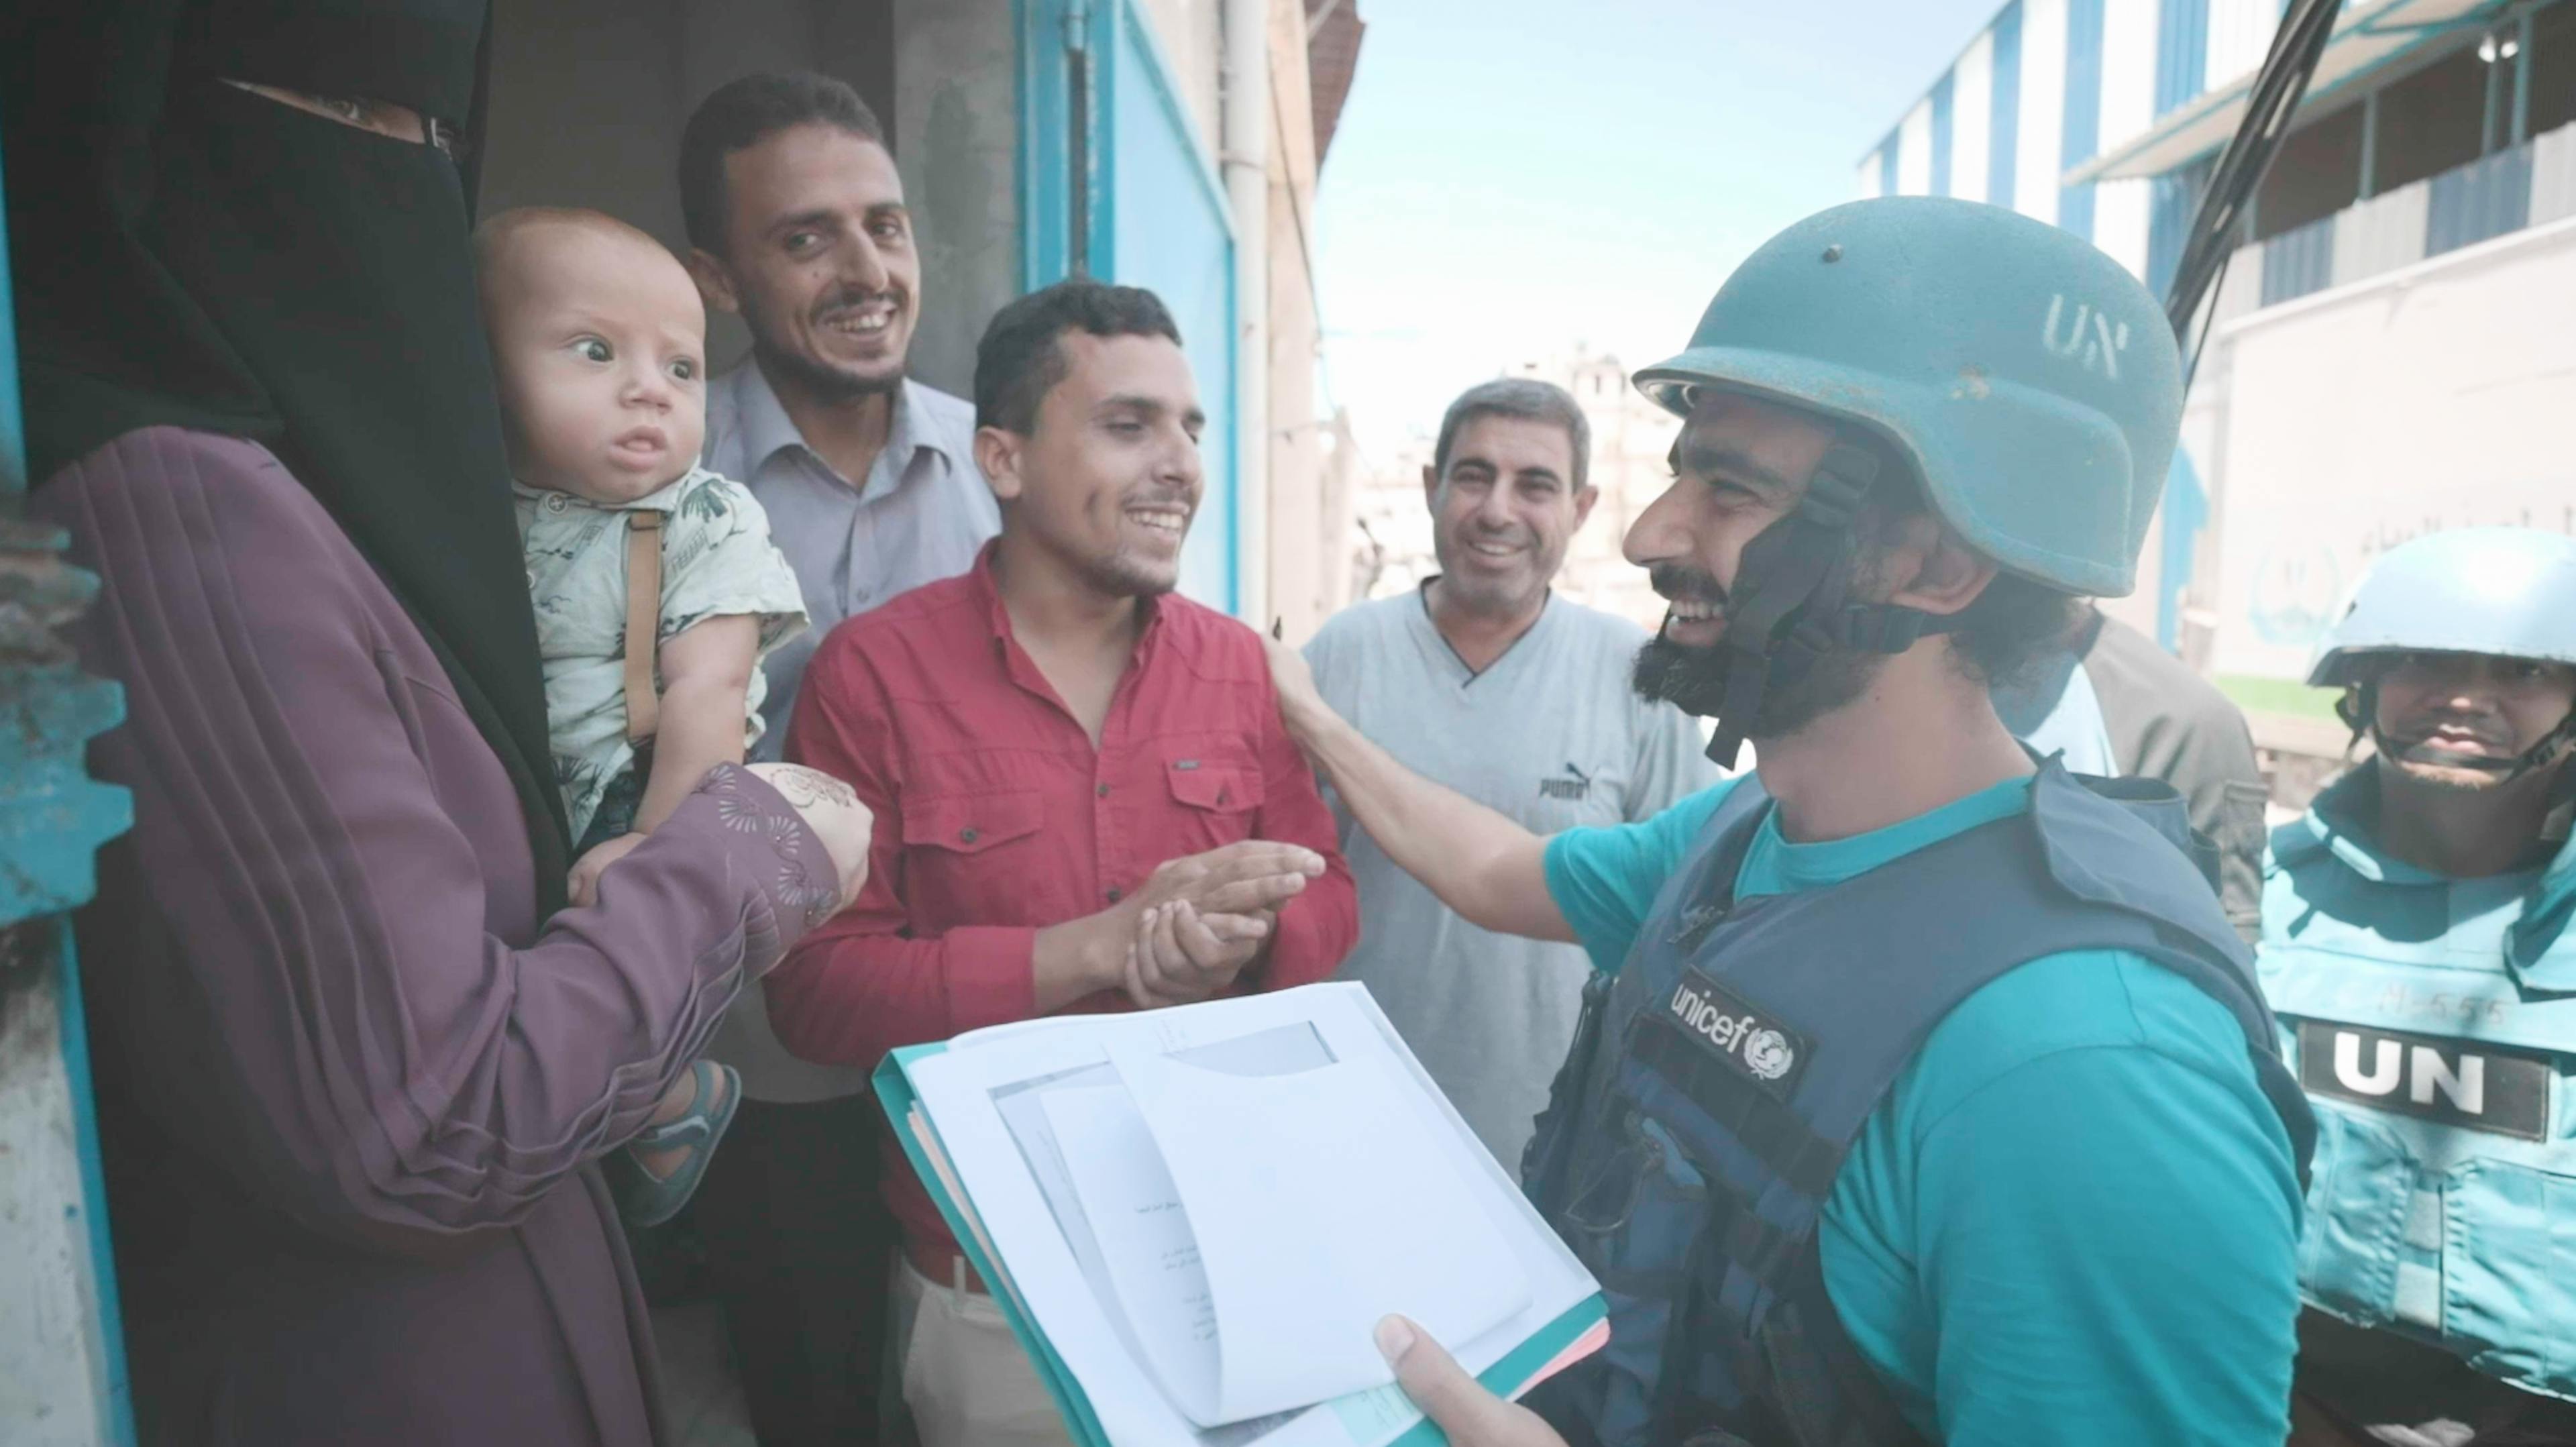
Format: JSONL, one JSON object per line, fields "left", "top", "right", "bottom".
{"left": 1121, "top": 486, "right": 1199, "bottom": 513}
{"left": 2387, "top": 729, "right": 2514, "bottom": 761}
{"left": 1649, "top": 564, "right": 1727, "bottom": 608}
{"left": 812, "top": 284, "right": 907, "bottom": 318}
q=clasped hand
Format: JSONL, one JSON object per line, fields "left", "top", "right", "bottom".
{"left": 1117, "top": 840, "right": 1325, "bottom": 1008}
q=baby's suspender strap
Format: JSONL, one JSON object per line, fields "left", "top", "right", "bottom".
{"left": 623, "top": 511, "right": 663, "bottom": 747}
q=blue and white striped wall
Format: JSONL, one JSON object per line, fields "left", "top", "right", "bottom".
{"left": 1858, "top": 0, "right": 2288, "bottom": 290}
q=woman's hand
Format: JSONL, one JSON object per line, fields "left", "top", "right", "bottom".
{"left": 568, "top": 833, "right": 647, "bottom": 907}
{"left": 1375, "top": 1317, "right": 1568, "bottom": 1447}
{"left": 746, "top": 762, "right": 873, "bottom": 909}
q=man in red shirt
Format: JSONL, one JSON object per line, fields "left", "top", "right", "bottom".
{"left": 769, "top": 278, "right": 1358, "bottom": 1447}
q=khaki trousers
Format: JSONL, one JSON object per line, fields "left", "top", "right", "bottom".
{"left": 890, "top": 1259, "right": 1075, "bottom": 1447}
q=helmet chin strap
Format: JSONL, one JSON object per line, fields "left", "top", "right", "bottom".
{"left": 1696, "top": 442, "right": 1956, "bottom": 768}
{"left": 2341, "top": 678, "right": 2576, "bottom": 786}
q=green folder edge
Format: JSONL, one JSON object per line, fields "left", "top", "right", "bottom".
{"left": 875, "top": 1042, "right": 1607, "bottom": 1447}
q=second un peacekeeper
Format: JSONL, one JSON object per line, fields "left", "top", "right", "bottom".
{"left": 2266, "top": 528, "right": 2576, "bottom": 1446}
{"left": 1269, "top": 197, "right": 2319, "bottom": 1445}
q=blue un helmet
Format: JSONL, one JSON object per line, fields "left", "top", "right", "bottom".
{"left": 1631, "top": 196, "right": 2182, "bottom": 765}
{"left": 2308, "top": 527, "right": 2576, "bottom": 781}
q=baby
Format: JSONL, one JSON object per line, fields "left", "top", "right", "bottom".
{"left": 477, "top": 207, "right": 808, "bottom": 1228}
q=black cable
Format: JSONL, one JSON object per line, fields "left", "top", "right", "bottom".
{"left": 2164, "top": 0, "right": 2345, "bottom": 386}
{"left": 2173, "top": 0, "right": 2339, "bottom": 305}
{"left": 2180, "top": 235, "right": 2235, "bottom": 389}
{"left": 2167, "top": 0, "right": 2339, "bottom": 343}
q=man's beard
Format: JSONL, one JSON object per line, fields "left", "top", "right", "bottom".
{"left": 753, "top": 334, "right": 904, "bottom": 404}
{"left": 1631, "top": 632, "right": 1884, "bottom": 740}
{"left": 1061, "top": 489, "right": 1193, "bottom": 600}
{"left": 747, "top": 278, "right": 911, "bottom": 404}
{"left": 1075, "top": 544, "right": 1182, "bottom": 600}
{"left": 1629, "top": 560, "right": 1886, "bottom": 740}
{"left": 2381, "top": 735, "right": 2524, "bottom": 794}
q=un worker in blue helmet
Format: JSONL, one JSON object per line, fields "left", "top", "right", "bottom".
{"left": 1264, "top": 197, "right": 2313, "bottom": 1446}
{"left": 2262, "top": 529, "right": 2576, "bottom": 1444}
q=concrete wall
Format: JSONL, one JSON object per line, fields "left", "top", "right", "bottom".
{"left": 892, "top": 0, "right": 1021, "bottom": 398}
{"left": 480, "top": 3, "right": 691, "bottom": 237}
{"left": 1265, "top": 0, "right": 1338, "bottom": 639}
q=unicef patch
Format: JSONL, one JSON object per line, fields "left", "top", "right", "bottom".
{"left": 1648, "top": 967, "right": 1812, "bottom": 1102}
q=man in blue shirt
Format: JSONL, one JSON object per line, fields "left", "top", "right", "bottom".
{"left": 672, "top": 71, "right": 998, "bottom": 1447}
{"left": 1267, "top": 199, "right": 2308, "bottom": 1446}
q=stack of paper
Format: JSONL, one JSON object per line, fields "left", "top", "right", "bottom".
{"left": 874, "top": 982, "right": 1607, "bottom": 1447}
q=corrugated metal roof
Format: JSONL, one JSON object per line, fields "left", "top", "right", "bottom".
{"left": 2066, "top": 0, "right": 2509, "bottom": 182}
{"left": 1306, "top": 0, "right": 1366, "bottom": 167}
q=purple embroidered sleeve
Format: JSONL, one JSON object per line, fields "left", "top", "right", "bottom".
{"left": 698, "top": 761, "right": 844, "bottom": 941}
{"left": 33, "top": 428, "right": 837, "bottom": 1252}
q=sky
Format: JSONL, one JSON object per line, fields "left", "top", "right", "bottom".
{"left": 1313, "top": 0, "right": 2009, "bottom": 455}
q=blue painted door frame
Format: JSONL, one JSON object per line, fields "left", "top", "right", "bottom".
{"left": 0, "top": 129, "right": 141, "bottom": 1447}
{"left": 1018, "top": 0, "right": 1243, "bottom": 616}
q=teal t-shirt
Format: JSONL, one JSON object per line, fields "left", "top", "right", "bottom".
{"left": 1543, "top": 775, "right": 2302, "bottom": 1446}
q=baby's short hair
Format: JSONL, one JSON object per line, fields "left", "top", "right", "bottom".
{"left": 472, "top": 206, "right": 668, "bottom": 283}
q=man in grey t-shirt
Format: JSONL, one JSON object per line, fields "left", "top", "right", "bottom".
{"left": 1305, "top": 380, "right": 1715, "bottom": 1169}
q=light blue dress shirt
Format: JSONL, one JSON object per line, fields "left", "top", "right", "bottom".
{"left": 702, "top": 365, "right": 1000, "bottom": 765}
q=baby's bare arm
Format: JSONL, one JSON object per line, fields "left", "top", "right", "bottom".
{"left": 632, "top": 614, "right": 763, "bottom": 835}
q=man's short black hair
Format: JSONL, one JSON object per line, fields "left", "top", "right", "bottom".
{"left": 1433, "top": 378, "right": 1592, "bottom": 492}
{"left": 973, "top": 279, "right": 1183, "bottom": 434}
{"left": 680, "top": 72, "right": 886, "bottom": 255}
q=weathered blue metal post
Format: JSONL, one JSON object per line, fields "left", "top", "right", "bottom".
{"left": 0, "top": 127, "right": 143, "bottom": 1447}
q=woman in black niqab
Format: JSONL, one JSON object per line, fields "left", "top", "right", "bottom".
{"left": 5, "top": 0, "right": 570, "bottom": 898}
{"left": 1, "top": 6, "right": 861, "bottom": 1443}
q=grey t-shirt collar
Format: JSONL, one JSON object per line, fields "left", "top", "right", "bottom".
{"left": 1411, "top": 579, "right": 1558, "bottom": 686}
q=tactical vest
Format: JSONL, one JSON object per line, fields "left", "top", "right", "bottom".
{"left": 1521, "top": 760, "right": 2313, "bottom": 1447}
{"left": 2259, "top": 769, "right": 2576, "bottom": 1403}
